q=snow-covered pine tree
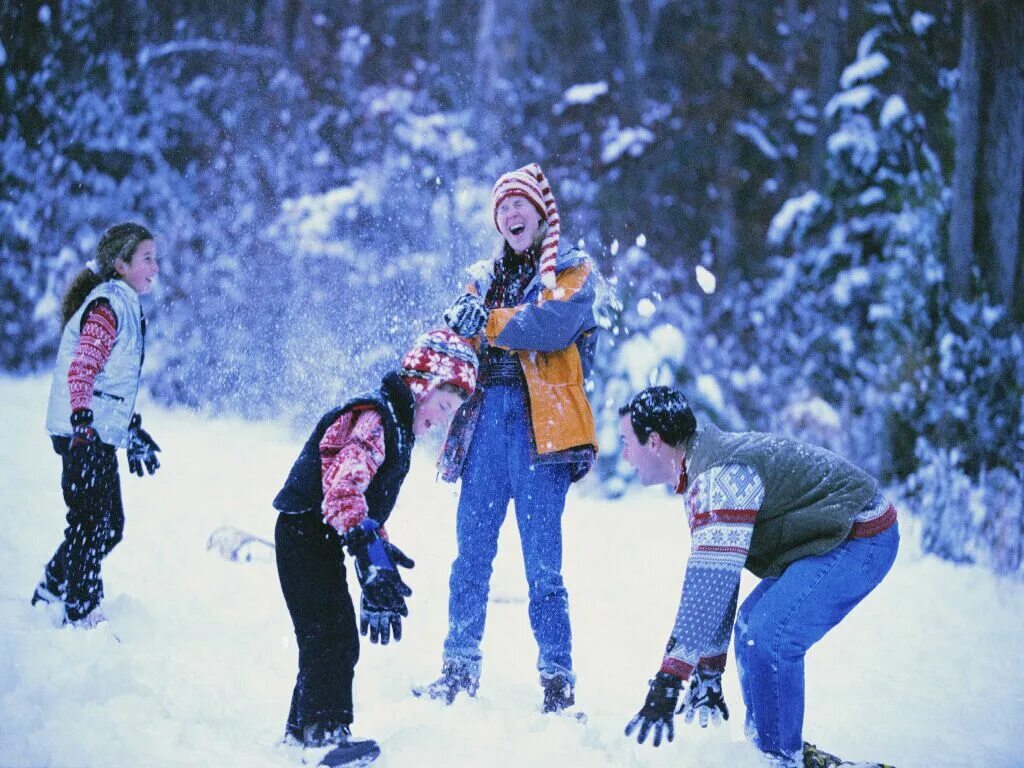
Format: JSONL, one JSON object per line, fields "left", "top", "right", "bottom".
{"left": 754, "top": 5, "right": 945, "bottom": 481}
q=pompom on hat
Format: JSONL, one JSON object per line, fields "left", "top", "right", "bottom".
{"left": 400, "top": 329, "right": 479, "bottom": 400}
{"left": 491, "top": 162, "right": 560, "bottom": 289}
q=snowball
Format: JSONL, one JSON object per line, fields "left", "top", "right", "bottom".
{"left": 695, "top": 265, "right": 717, "bottom": 294}
{"left": 561, "top": 81, "right": 609, "bottom": 106}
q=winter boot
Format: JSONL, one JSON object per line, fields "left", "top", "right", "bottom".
{"left": 803, "top": 742, "right": 845, "bottom": 768}
{"left": 412, "top": 660, "right": 479, "bottom": 704}
{"left": 67, "top": 609, "right": 108, "bottom": 629}
{"left": 540, "top": 671, "right": 575, "bottom": 713}
{"left": 31, "top": 579, "right": 62, "bottom": 608}
{"left": 301, "top": 722, "right": 353, "bottom": 749}
{"left": 802, "top": 742, "right": 895, "bottom": 768}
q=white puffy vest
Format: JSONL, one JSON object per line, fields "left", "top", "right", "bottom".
{"left": 45, "top": 279, "right": 145, "bottom": 448}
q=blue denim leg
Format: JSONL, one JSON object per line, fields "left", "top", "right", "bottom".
{"left": 733, "top": 525, "right": 899, "bottom": 758}
{"left": 443, "top": 386, "right": 514, "bottom": 672}
{"left": 506, "top": 389, "right": 573, "bottom": 679}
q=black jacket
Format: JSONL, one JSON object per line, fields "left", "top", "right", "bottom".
{"left": 273, "top": 372, "right": 416, "bottom": 527}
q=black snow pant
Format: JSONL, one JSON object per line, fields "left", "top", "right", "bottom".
{"left": 44, "top": 435, "right": 125, "bottom": 622}
{"left": 275, "top": 511, "right": 360, "bottom": 738}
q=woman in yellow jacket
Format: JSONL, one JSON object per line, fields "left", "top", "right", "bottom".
{"left": 414, "top": 163, "right": 598, "bottom": 713}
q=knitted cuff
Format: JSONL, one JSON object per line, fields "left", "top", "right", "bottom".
{"left": 659, "top": 656, "right": 693, "bottom": 682}
{"left": 70, "top": 408, "right": 94, "bottom": 427}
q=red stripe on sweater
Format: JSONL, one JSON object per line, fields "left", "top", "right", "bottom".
{"left": 849, "top": 503, "right": 898, "bottom": 538}
{"left": 690, "top": 508, "right": 759, "bottom": 530}
{"left": 693, "top": 545, "right": 750, "bottom": 555}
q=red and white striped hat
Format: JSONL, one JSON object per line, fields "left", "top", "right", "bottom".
{"left": 491, "top": 162, "right": 560, "bottom": 289}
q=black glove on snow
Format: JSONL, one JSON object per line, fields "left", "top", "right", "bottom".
{"left": 344, "top": 519, "right": 415, "bottom": 645}
{"left": 68, "top": 408, "right": 100, "bottom": 476}
{"left": 678, "top": 666, "right": 730, "bottom": 727}
{"left": 443, "top": 293, "right": 488, "bottom": 338}
{"left": 126, "top": 413, "right": 161, "bottom": 476}
{"left": 625, "top": 672, "right": 682, "bottom": 747}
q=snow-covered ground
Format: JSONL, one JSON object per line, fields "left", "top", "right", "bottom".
{"left": 2, "top": 375, "right": 1022, "bottom": 768}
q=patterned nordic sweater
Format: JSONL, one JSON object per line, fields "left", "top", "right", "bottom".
{"left": 67, "top": 301, "right": 118, "bottom": 412}
{"left": 659, "top": 462, "right": 897, "bottom": 681}
{"left": 318, "top": 407, "right": 387, "bottom": 535}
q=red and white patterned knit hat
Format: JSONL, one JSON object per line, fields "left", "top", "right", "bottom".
{"left": 491, "top": 162, "right": 560, "bottom": 289}
{"left": 400, "top": 329, "right": 479, "bottom": 400}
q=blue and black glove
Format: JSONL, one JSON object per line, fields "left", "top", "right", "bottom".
{"left": 443, "top": 293, "right": 488, "bottom": 338}
{"left": 344, "top": 519, "right": 414, "bottom": 645}
{"left": 678, "top": 665, "right": 729, "bottom": 727}
{"left": 127, "top": 413, "right": 161, "bottom": 477}
{"left": 625, "top": 672, "right": 682, "bottom": 747}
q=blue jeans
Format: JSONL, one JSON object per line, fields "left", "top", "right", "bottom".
{"left": 734, "top": 524, "right": 899, "bottom": 759}
{"left": 444, "top": 384, "right": 574, "bottom": 681}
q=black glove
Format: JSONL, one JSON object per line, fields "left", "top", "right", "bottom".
{"left": 68, "top": 408, "right": 100, "bottom": 477}
{"left": 443, "top": 293, "right": 488, "bottom": 338}
{"left": 678, "top": 666, "right": 729, "bottom": 727}
{"left": 625, "top": 672, "right": 682, "bottom": 747}
{"left": 344, "top": 519, "right": 414, "bottom": 645}
{"left": 127, "top": 413, "right": 161, "bottom": 476}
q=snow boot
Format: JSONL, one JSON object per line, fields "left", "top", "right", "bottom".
{"left": 300, "top": 723, "right": 354, "bottom": 749}
{"left": 540, "top": 671, "right": 575, "bottom": 713}
{"left": 66, "top": 606, "right": 108, "bottom": 629}
{"left": 412, "top": 660, "right": 479, "bottom": 704}
{"left": 804, "top": 743, "right": 844, "bottom": 768}
{"left": 31, "top": 579, "right": 62, "bottom": 608}
{"left": 803, "top": 741, "right": 895, "bottom": 768}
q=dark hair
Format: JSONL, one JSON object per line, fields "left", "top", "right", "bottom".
{"left": 60, "top": 222, "right": 154, "bottom": 327}
{"left": 437, "top": 382, "right": 471, "bottom": 401}
{"left": 619, "top": 386, "right": 697, "bottom": 447}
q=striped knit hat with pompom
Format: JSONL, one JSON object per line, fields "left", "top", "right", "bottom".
{"left": 491, "top": 162, "right": 560, "bottom": 289}
{"left": 400, "top": 329, "right": 479, "bottom": 401}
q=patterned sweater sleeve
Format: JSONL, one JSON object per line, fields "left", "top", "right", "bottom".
{"left": 67, "top": 300, "right": 118, "bottom": 412}
{"left": 319, "top": 407, "right": 386, "bottom": 535}
{"left": 660, "top": 463, "right": 764, "bottom": 681}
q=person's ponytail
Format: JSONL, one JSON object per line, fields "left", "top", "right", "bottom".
{"left": 60, "top": 268, "right": 103, "bottom": 328}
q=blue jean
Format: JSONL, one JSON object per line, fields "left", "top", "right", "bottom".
{"left": 734, "top": 524, "right": 899, "bottom": 759}
{"left": 444, "top": 384, "right": 574, "bottom": 681}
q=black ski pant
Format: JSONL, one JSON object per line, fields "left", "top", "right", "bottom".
{"left": 44, "top": 436, "right": 125, "bottom": 622}
{"left": 275, "top": 511, "right": 360, "bottom": 737}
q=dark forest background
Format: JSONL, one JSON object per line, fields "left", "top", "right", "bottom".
{"left": 2, "top": 0, "right": 1022, "bottom": 574}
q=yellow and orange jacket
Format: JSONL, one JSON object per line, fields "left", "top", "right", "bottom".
{"left": 439, "top": 249, "right": 599, "bottom": 482}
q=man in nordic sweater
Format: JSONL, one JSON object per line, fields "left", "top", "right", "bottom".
{"left": 618, "top": 386, "right": 898, "bottom": 767}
